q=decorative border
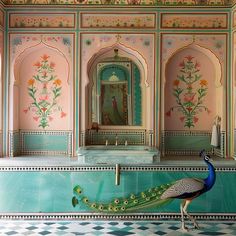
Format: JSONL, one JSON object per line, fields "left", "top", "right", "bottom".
{"left": 215, "top": 131, "right": 225, "bottom": 158}
{"left": 9, "top": 13, "right": 76, "bottom": 29}
{"left": 0, "top": 213, "right": 235, "bottom": 221}
{"left": 20, "top": 130, "right": 72, "bottom": 156}
{"left": 161, "top": 13, "right": 228, "bottom": 29}
{"left": 233, "top": 10, "right": 236, "bottom": 28}
{"left": 2, "top": 0, "right": 232, "bottom": 6}
{"left": 163, "top": 130, "right": 212, "bottom": 136}
{"left": 8, "top": 130, "right": 20, "bottom": 157}
{"left": 164, "top": 150, "right": 211, "bottom": 156}
{"left": 85, "top": 129, "right": 146, "bottom": 146}
{"left": 80, "top": 12, "right": 156, "bottom": 29}
{"left": 162, "top": 130, "right": 213, "bottom": 156}
{"left": 0, "top": 166, "right": 235, "bottom": 172}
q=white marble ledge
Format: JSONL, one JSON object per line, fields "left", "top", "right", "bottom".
{"left": 0, "top": 156, "right": 235, "bottom": 168}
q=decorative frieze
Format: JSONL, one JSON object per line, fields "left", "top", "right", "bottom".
{"left": 4, "top": 0, "right": 230, "bottom": 6}
{"left": 162, "top": 130, "right": 213, "bottom": 156}
{"left": 0, "top": 213, "right": 235, "bottom": 221}
{"left": 84, "top": 129, "right": 147, "bottom": 146}
{"left": 9, "top": 130, "right": 73, "bottom": 156}
{"left": 161, "top": 13, "right": 228, "bottom": 29}
{"left": 80, "top": 13, "right": 156, "bottom": 29}
{"left": 8, "top": 130, "right": 20, "bottom": 157}
{"left": 9, "top": 13, "right": 76, "bottom": 29}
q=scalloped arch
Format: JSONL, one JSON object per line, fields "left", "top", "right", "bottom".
{"left": 164, "top": 44, "right": 222, "bottom": 88}
{"left": 87, "top": 43, "right": 148, "bottom": 87}
{"left": 13, "top": 42, "right": 70, "bottom": 85}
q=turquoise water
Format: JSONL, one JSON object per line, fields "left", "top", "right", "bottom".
{"left": 0, "top": 170, "right": 234, "bottom": 213}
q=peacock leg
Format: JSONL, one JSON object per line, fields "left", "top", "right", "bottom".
{"left": 180, "top": 200, "right": 188, "bottom": 231}
{"left": 183, "top": 200, "right": 200, "bottom": 229}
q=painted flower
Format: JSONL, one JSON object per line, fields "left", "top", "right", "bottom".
{"left": 33, "top": 116, "right": 39, "bottom": 121}
{"left": 164, "top": 38, "right": 173, "bottom": 48}
{"left": 61, "top": 111, "right": 67, "bottom": 118}
{"left": 166, "top": 110, "right": 171, "bottom": 117}
{"left": 39, "top": 95, "right": 49, "bottom": 101}
{"left": 185, "top": 55, "right": 194, "bottom": 61}
{"left": 53, "top": 79, "right": 62, "bottom": 86}
{"left": 26, "top": 55, "right": 65, "bottom": 129}
{"left": 173, "top": 79, "right": 180, "bottom": 87}
{"left": 193, "top": 116, "right": 199, "bottom": 123}
{"left": 42, "top": 71, "right": 47, "bottom": 78}
{"left": 43, "top": 83, "right": 47, "bottom": 89}
{"left": 41, "top": 54, "right": 50, "bottom": 61}
{"left": 33, "top": 61, "right": 41, "bottom": 67}
{"left": 50, "top": 62, "right": 55, "bottom": 68}
{"left": 28, "top": 79, "right": 35, "bottom": 86}
{"left": 179, "top": 61, "right": 185, "bottom": 67}
{"left": 195, "top": 61, "right": 200, "bottom": 68}
{"left": 184, "top": 94, "right": 195, "bottom": 102}
{"left": 200, "top": 79, "right": 208, "bottom": 87}
{"left": 180, "top": 116, "right": 185, "bottom": 122}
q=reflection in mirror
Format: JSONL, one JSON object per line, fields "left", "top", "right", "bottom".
{"left": 91, "top": 49, "right": 142, "bottom": 126}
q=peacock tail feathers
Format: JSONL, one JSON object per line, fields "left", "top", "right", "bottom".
{"left": 72, "top": 183, "right": 174, "bottom": 212}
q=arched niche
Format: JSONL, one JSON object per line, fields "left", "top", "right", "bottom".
{"left": 83, "top": 44, "right": 151, "bottom": 132}
{"left": 162, "top": 44, "right": 223, "bottom": 156}
{"left": 10, "top": 43, "right": 71, "bottom": 131}
{"left": 164, "top": 44, "right": 222, "bottom": 131}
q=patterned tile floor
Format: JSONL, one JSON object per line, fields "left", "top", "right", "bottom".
{"left": 0, "top": 220, "right": 236, "bottom": 236}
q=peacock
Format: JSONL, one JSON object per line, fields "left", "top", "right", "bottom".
{"left": 72, "top": 149, "right": 216, "bottom": 231}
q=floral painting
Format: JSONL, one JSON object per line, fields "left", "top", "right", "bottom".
{"left": 23, "top": 54, "right": 66, "bottom": 128}
{"left": 166, "top": 55, "right": 210, "bottom": 128}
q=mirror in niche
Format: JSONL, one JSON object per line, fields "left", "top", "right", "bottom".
{"left": 91, "top": 53, "right": 142, "bottom": 126}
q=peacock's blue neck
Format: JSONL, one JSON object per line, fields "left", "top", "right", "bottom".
{"left": 204, "top": 159, "right": 216, "bottom": 191}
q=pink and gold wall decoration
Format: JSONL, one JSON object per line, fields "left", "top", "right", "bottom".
{"left": 161, "top": 13, "right": 228, "bottom": 29}
{"left": 161, "top": 34, "right": 226, "bottom": 71}
{"left": 18, "top": 48, "right": 70, "bottom": 131}
{"left": 23, "top": 54, "right": 67, "bottom": 129}
{"left": 9, "top": 13, "right": 76, "bottom": 28}
{"left": 80, "top": 33, "right": 155, "bottom": 132}
{"left": 165, "top": 55, "right": 210, "bottom": 129}
{"left": 164, "top": 47, "right": 218, "bottom": 131}
{"left": 5, "top": 0, "right": 229, "bottom": 5}
{"left": 80, "top": 13, "right": 156, "bottom": 29}
{"left": 9, "top": 33, "right": 74, "bottom": 131}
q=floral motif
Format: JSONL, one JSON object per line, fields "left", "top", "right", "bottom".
{"left": 166, "top": 55, "right": 210, "bottom": 128}
{"left": 24, "top": 54, "right": 66, "bottom": 128}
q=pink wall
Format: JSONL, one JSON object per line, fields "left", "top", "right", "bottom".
{"left": 165, "top": 47, "right": 216, "bottom": 131}
{"left": 18, "top": 48, "right": 70, "bottom": 130}
{"left": 9, "top": 34, "right": 74, "bottom": 132}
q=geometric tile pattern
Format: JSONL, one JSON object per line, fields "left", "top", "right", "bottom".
{"left": 0, "top": 221, "right": 236, "bottom": 235}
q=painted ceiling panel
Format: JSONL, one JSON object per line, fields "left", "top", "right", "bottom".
{"left": 0, "top": 0, "right": 233, "bottom": 6}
